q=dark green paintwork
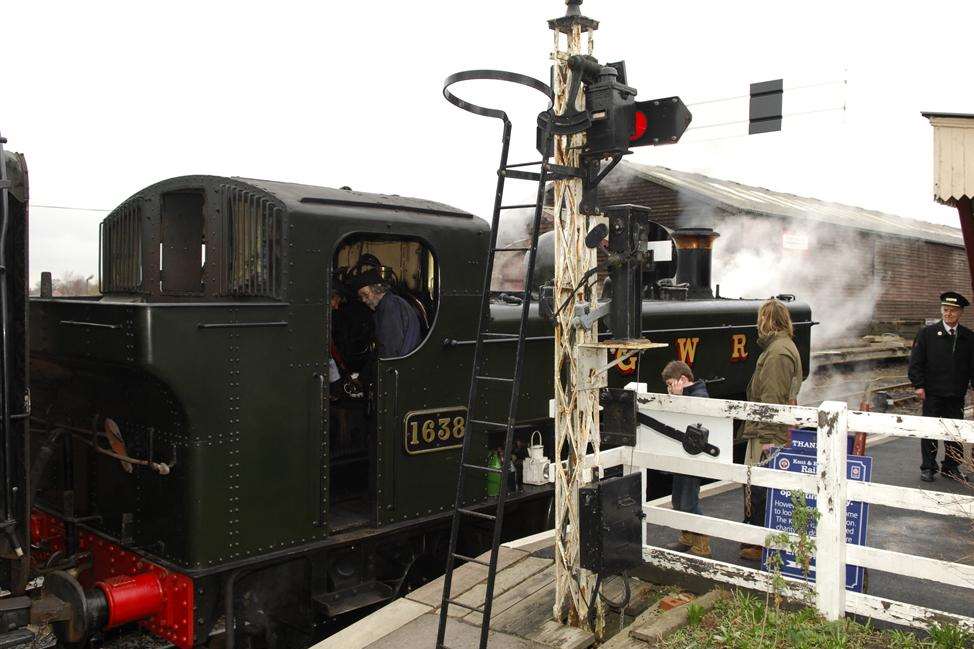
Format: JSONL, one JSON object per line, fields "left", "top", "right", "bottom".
{"left": 29, "top": 174, "right": 811, "bottom": 573}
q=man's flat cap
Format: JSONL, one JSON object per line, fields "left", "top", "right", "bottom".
{"left": 940, "top": 291, "right": 970, "bottom": 308}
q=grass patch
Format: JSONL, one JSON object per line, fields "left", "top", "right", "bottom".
{"left": 658, "top": 590, "right": 973, "bottom": 648}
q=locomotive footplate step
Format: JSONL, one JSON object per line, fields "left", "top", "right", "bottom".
{"left": 313, "top": 581, "right": 396, "bottom": 617}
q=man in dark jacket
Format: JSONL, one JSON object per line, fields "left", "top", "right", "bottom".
{"left": 908, "top": 291, "right": 972, "bottom": 482}
{"left": 661, "top": 360, "right": 711, "bottom": 557}
{"left": 353, "top": 269, "right": 422, "bottom": 359}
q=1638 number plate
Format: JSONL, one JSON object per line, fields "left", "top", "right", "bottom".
{"left": 403, "top": 407, "right": 466, "bottom": 455}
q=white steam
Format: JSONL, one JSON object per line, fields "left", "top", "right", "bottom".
{"left": 489, "top": 199, "right": 537, "bottom": 292}
{"left": 712, "top": 216, "right": 882, "bottom": 348}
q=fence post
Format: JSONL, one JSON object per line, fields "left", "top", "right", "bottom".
{"left": 816, "top": 400, "right": 848, "bottom": 620}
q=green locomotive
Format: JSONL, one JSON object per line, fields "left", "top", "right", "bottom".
{"left": 18, "top": 171, "right": 810, "bottom": 648}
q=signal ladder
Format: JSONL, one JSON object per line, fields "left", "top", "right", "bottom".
{"left": 435, "top": 70, "right": 563, "bottom": 649}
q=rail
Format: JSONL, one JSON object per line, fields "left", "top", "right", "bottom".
{"left": 586, "top": 394, "right": 974, "bottom": 632}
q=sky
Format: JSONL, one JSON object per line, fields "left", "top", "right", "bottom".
{"left": 4, "top": 0, "right": 972, "bottom": 287}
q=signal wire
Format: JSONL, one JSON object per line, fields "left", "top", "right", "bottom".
{"left": 31, "top": 204, "right": 111, "bottom": 212}
{"left": 685, "top": 105, "right": 847, "bottom": 133}
{"left": 684, "top": 79, "right": 847, "bottom": 108}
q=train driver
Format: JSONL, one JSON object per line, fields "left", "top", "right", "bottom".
{"left": 350, "top": 269, "right": 423, "bottom": 359}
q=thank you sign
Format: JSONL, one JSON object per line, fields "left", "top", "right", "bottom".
{"left": 761, "top": 436, "right": 872, "bottom": 592}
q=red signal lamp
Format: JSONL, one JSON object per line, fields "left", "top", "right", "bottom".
{"left": 628, "top": 97, "right": 692, "bottom": 147}
{"left": 631, "top": 110, "right": 648, "bottom": 142}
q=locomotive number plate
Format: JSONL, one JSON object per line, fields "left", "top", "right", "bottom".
{"left": 403, "top": 407, "right": 467, "bottom": 455}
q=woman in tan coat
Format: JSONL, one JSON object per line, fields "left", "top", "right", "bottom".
{"left": 739, "top": 299, "right": 803, "bottom": 561}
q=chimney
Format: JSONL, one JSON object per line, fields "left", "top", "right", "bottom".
{"left": 672, "top": 228, "right": 719, "bottom": 299}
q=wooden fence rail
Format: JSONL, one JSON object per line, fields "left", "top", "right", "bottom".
{"left": 628, "top": 394, "right": 974, "bottom": 632}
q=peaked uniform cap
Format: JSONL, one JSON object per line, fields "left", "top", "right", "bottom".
{"left": 940, "top": 291, "right": 970, "bottom": 308}
{"left": 348, "top": 268, "right": 384, "bottom": 291}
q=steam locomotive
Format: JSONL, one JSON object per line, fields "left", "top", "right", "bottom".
{"left": 0, "top": 149, "right": 811, "bottom": 648}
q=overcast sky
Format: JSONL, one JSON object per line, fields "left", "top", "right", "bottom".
{"left": 5, "top": 0, "right": 972, "bottom": 286}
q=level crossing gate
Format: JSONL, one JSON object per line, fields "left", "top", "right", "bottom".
{"left": 564, "top": 390, "right": 974, "bottom": 632}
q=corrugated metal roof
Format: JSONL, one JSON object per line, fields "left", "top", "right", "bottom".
{"left": 622, "top": 161, "right": 964, "bottom": 247}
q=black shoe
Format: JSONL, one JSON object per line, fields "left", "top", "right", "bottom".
{"left": 941, "top": 468, "right": 969, "bottom": 482}
{"left": 920, "top": 469, "right": 935, "bottom": 482}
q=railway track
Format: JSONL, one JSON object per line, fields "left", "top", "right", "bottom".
{"left": 799, "top": 338, "right": 920, "bottom": 413}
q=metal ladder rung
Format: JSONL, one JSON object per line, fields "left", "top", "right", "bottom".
{"left": 446, "top": 599, "right": 484, "bottom": 613}
{"left": 462, "top": 462, "right": 502, "bottom": 474}
{"left": 501, "top": 169, "right": 542, "bottom": 181}
{"left": 457, "top": 508, "right": 497, "bottom": 521}
{"left": 468, "top": 419, "right": 510, "bottom": 430}
{"left": 437, "top": 142, "right": 549, "bottom": 649}
{"left": 544, "top": 162, "right": 585, "bottom": 178}
{"left": 453, "top": 553, "right": 490, "bottom": 566}
{"left": 475, "top": 375, "right": 514, "bottom": 383}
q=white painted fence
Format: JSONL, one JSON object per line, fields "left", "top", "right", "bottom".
{"left": 585, "top": 394, "right": 974, "bottom": 632}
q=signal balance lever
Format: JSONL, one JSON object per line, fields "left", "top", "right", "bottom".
{"left": 637, "top": 412, "right": 720, "bottom": 457}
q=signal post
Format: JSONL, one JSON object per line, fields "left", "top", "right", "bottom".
{"left": 548, "top": 3, "right": 603, "bottom": 630}
{"left": 438, "top": 0, "right": 693, "bottom": 639}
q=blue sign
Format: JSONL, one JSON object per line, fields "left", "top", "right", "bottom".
{"left": 786, "top": 428, "right": 855, "bottom": 455}
{"left": 761, "top": 451, "right": 872, "bottom": 592}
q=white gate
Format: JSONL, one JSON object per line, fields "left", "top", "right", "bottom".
{"left": 567, "top": 391, "right": 974, "bottom": 631}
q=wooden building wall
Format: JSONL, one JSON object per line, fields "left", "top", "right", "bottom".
{"left": 874, "top": 238, "right": 971, "bottom": 324}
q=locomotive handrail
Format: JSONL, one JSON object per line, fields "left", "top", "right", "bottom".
{"left": 59, "top": 320, "right": 122, "bottom": 330}
{"left": 0, "top": 130, "right": 17, "bottom": 548}
{"left": 196, "top": 321, "right": 288, "bottom": 329}
{"left": 442, "top": 319, "right": 818, "bottom": 347}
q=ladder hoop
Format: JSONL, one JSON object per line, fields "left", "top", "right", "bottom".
{"left": 443, "top": 70, "right": 553, "bottom": 122}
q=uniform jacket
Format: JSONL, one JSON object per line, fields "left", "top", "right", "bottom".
{"left": 373, "top": 292, "right": 422, "bottom": 359}
{"left": 742, "top": 332, "right": 803, "bottom": 445}
{"left": 908, "top": 321, "right": 974, "bottom": 398}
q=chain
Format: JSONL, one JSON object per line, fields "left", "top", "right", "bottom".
{"left": 743, "top": 441, "right": 778, "bottom": 520}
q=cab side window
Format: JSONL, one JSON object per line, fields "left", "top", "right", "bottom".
{"left": 333, "top": 237, "right": 438, "bottom": 360}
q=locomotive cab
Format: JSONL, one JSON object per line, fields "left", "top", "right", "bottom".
{"left": 328, "top": 235, "right": 440, "bottom": 531}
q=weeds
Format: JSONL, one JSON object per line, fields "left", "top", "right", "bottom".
{"left": 764, "top": 489, "right": 821, "bottom": 610}
{"left": 658, "top": 589, "right": 973, "bottom": 648}
{"left": 686, "top": 602, "right": 705, "bottom": 627}
{"left": 928, "top": 622, "right": 973, "bottom": 648}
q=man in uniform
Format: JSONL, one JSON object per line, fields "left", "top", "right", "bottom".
{"left": 908, "top": 291, "right": 972, "bottom": 482}
{"left": 352, "top": 269, "right": 422, "bottom": 359}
